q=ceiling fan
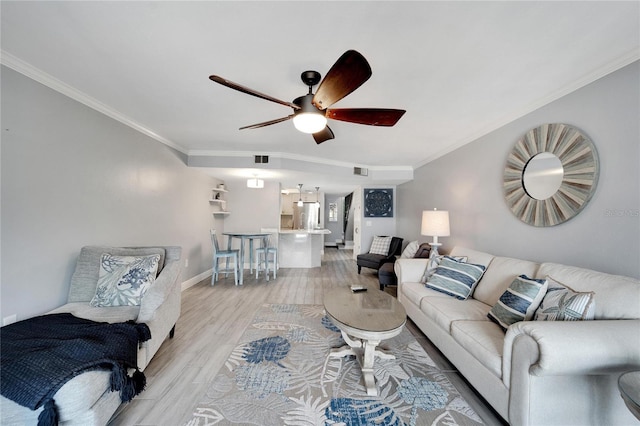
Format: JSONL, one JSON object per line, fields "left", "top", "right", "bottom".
{"left": 209, "top": 50, "right": 406, "bottom": 144}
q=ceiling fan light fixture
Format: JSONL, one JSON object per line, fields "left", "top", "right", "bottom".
{"left": 293, "top": 112, "right": 327, "bottom": 134}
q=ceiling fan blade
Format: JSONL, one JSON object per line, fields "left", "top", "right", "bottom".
{"left": 239, "top": 115, "right": 294, "bottom": 130}
{"left": 326, "top": 108, "right": 406, "bottom": 126}
{"left": 210, "top": 75, "right": 300, "bottom": 110}
{"left": 313, "top": 50, "right": 372, "bottom": 110}
{"left": 313, "top": 126, "right": 335, "bottom": 144}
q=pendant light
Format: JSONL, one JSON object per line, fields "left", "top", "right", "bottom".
{"left": 297, "top": 184, "right": 304, "bottom": 207}
{"left": 315, "top": 187, "right": 320, "bottom": 208}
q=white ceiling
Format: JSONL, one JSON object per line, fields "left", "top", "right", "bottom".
{"left": 2, "top": 1, "right": 638, "bottom": 193}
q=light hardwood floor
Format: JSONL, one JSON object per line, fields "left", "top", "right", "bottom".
{"left": 110, "top": 248, "right": 505, "bottom": 425}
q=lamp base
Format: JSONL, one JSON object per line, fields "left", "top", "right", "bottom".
{"left": 429, "top": 242, "right": 442, "bottom": 257}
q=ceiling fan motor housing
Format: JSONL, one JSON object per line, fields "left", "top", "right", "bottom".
{"left": 301, "top": 70, "right": 321, "bottom": 88}
{"left": 293, "top": 94, "right": 320, "bottom": 114}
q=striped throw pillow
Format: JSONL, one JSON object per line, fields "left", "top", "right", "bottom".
{"left": 488, "top": 275, "right": 548, "bottom": 331}
{"left": 425, "top": 256, "right": 486, "bottom": 300}
{"left": 534, "top": 276, "right": 595, "bottom": 321}
{"left": 420, "top": 255, "right": 468, "bottom": 283}
{"left": 369, "top": 236, "right": 392, "bottom": 255}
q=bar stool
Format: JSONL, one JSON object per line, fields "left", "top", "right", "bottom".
{"left": 255, "top": 228, "right": 278, "bottom": 281}
{"left": 210, "top": 229, "right": 239, "bottom": 286}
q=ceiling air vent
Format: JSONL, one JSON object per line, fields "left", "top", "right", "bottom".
{"left": 254, "top": 155, "right": 269, "bottom": 164}
{"left": 353, "top": 167, "right": 368, "bottom": 176}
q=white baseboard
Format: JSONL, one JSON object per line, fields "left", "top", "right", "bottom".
{"left": 181, "top": 269, "right": 212, "bottom": 291}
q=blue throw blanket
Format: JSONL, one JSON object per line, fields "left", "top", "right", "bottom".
{"left": 0, "top": 313, "right": 151, "bottom": 425}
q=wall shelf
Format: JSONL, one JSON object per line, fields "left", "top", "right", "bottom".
{"left": 211, "top": 186, "right": 228, "bottom": 217}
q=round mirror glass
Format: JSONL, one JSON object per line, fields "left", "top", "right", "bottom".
{"left": 522, "top": 152, "right": 564, "bottom": 200}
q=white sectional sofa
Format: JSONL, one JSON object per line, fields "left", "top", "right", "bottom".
{"left": 1, "top": 246, "right": 182, "bottom": 425}
{"left": 395, "top": 246, "right": 640, "bottom": 426}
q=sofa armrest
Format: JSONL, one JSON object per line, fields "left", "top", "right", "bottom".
{"left": 137, "top": 247, "right": 182, "bottom": 324}
{"left": 395, "top": 258, "right": 429, "bottom": 285}
{"left": 504, "top": 319, "right": 640, "bottom": 383}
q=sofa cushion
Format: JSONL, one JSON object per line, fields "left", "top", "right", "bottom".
{"left": 421, "top": 295, "right": 491, "bottom": 333}
{"left": 534, "top": 276, "right": 595, "bottom": 321}
{"left": 369, "top": 236, "right": 392, "bottom": 255}
{"left": 425, "top": 257, "right": 486, "bottom": 300}
{"left": 68, "top": 246, "right": 166, "bottom": 303}
{"left": 48, "top": 302, "right": 140, "bottom": 323}
{"left": 451, "top": 320, "right": 504, "bottom": 378}
{"left": 90, "top": 254, "right": 161, "bottom": 307}
{"left": 537, "top": 263, "right": 640, "bottom": 319}
{"left": 449, "top": 246, "right": 495, "bottom": 268}
{"left": 0, "top": 370, "right": 114, "bottom": 423}
{"left": 472, "top": 257, "right": 541, "bottom": 306}
{"left": 488, "top": 275, "right": 548, "bottom": 331}
{"left": 401, "top": 282, "right": 452, "bottom": 307}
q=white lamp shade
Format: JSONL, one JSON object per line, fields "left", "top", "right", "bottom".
{"left": 421, "top": 209, "right": 450, "bottom": 237}
{"left": 247, "top": 178, "right": 264, "bottom": 188}
{"left": 293, "top": 113, "right": 327, "bottom": 134}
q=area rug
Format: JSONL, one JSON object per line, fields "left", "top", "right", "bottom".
{"left": 186, "top": 303, "right": 483, "bottom": 426}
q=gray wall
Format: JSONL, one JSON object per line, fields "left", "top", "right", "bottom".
{"left": 1, "top": 67, "right": 220, "bottom": 321}
{"left": 397, "top": 61, "right": 639, "bottom": 279}
{"left": 359, "top": 186, "right": 398, "bottom": 254}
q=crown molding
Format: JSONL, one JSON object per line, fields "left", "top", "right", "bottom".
{"left": 1, "top": 50, "right": 188, "bottom": 154}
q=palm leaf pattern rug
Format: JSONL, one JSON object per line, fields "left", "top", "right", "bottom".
{"left": 186, "top": 303, "right": 483, "bottom": 426}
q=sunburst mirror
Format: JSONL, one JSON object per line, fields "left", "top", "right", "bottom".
{"left": 503, "top": 123, "right": 599, "bottom": 227}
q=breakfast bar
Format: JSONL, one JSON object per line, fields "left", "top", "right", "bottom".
{"left": 278, "top": 229, "right": 331, "bottom": 268}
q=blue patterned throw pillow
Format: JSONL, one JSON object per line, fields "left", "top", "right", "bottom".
{"left": 90, "top": 253, "right": 161, "bottom": 307}
{"left": 488, "top": 275, "right": 548, "bottom": 331}
{"left": 425, "top": 256, "right": 486, "bottom": 300}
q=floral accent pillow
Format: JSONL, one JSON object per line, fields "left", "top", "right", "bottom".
{"left": 90, "top": 253, "right": 161, "bottom": 307}
{"left": 534, "top": 276, "right": 595, "bottom": 321}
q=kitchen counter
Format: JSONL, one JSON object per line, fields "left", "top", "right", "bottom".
{"left": 278, "top": 229, "right": 331, "bottom": 268}
{"left": 279, "top": 229, "right": 331, "bottom": 235}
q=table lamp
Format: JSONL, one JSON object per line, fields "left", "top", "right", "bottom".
{"left": 421, "top": 209, "right": 450, "bottom": 256}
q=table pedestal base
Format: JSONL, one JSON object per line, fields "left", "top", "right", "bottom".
{"left": 329, "top": 330, "right": 395, "bottom": 396}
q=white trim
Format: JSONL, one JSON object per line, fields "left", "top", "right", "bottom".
{"left": 0, "top": 50, "right": 188, "bottom": 154}
{"left": 181, "top": 269, "right": 212, "bottom": 291}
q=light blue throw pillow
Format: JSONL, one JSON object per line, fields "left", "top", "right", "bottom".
{"left": 90, "top": 253, "right": 160, "bottom": 307}
{"left": 488, "top": 274, "right": 548, "bottom": 331}
{"left": 425, "top": 256, "right": 486, "bottom": 300}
